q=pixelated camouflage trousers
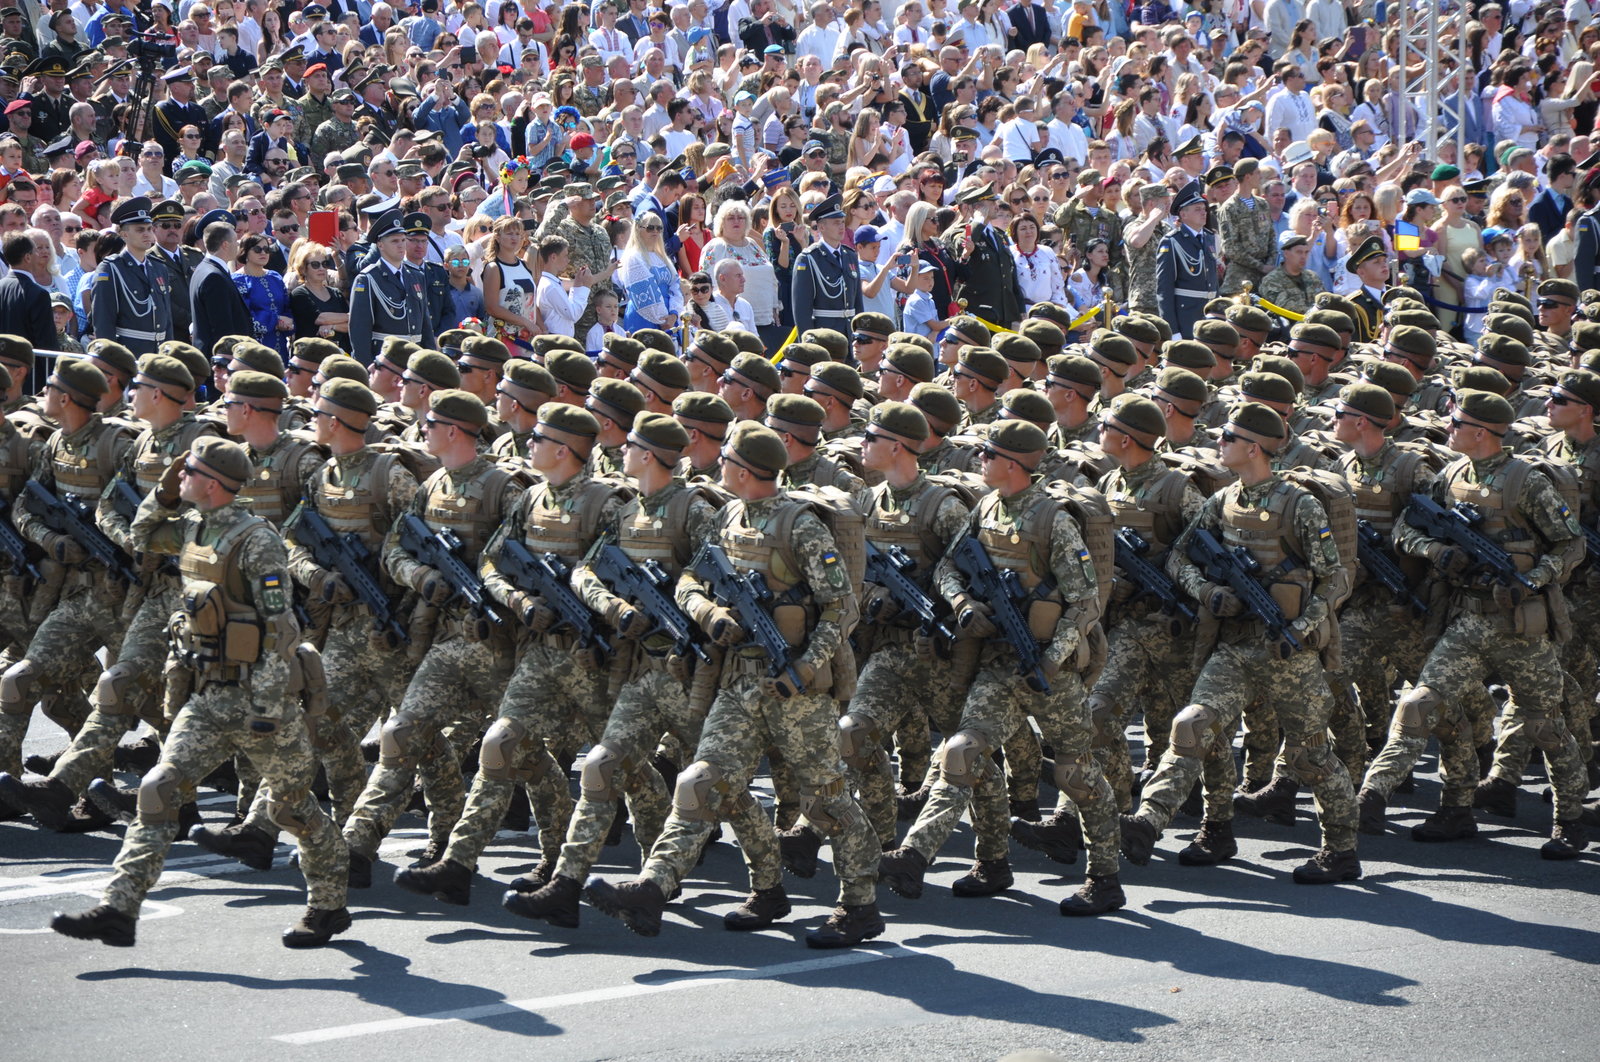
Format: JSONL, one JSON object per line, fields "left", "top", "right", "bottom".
{"left": 552, "top": 663, "right": 708, "bottom": 882}
{"left": 443, "top": 640, "right": 608, "bottom": 871}
{"left": 642, "top": 672, "right": 878, "bottom": 905}
{"left": 104, "top": 675, "right": 347, "bottom": 917}
{"left": 1140, "top": 638, "right": 1358, "bottom": 853}
{"left": 1089, "top": 611, "right": 1200, "bottom": 810}
{"left": 903, "top": 651, "right": 1120, "bottom": 877}
{"left": 343, "top": 631, "right": 513, "bottom": 860}
{"left": 1494, "top": 585, "right": 1599, "bottom": 778}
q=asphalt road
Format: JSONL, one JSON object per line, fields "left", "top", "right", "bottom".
{"left": 2, "top": 716, "right": 1597, "bottom": 1062}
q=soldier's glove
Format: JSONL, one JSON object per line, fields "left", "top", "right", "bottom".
{"left": 317, "top": 570, "right": 356, "bottom": 605}
{"left": 1201, "top": 582, "right": 1244, "bottom": 618}
{"left": 606, "top": 599, "right": 650, "bottom": 639}
{"left": 1109, "top": 575, "right": 1138, "bottom": 605}
{"left": 508, "top": 590, "right": 556, "bottom": 631}
{"left": 955, "top": 596, "right": 997, "bottom": 639}
{"left": 914, "top": 632, "right": 937, "bottom": 660}
{"left": 413, "top": 566, "right": 453, "bottom": 605}
{"left": 463, "top": 616, "right": 493, "bottom": 642}
{"left": 1429, "top": 544, "right": 1472, "bottom": 578}
{"left": 155, "top": 458, "right": 184, "bottom": 507}
{"left": 863, "top": 585, "right": 900, "bottom": 623}
{"left": 1492, "top": 581, "right": 1526, "bottom": 611}
{"left": 759, "top": 660, "right": 814, "bottom": 699}
{"left": 706, "top": 606, "right": 745, "bottom": 646}
{"left": 574, "top": 645, "right": 603, "bottom": 670}
{"left": 46, "top": 533, "right": 87, "bottom": 565}
{"left": 1038, "top": 653, "right": 1061, "bottom": 683}
{"left": 665, "top": 651, "right": 691, "bottom": 684}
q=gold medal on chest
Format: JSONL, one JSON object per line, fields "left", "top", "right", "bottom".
{"left": 560, "top": 513, "right": 572, "bottom": 524}
{"left": 1010, "top": 531, "right": 1021, "bottom": 543}
{"left": 1259, "top": 509, "right": 1271, "bottom": 522}
{"left": 898, "top": 512, "right": 910, "bottom": 524}
{"left": 259, "top": 468, "right": 272, "bottom": 480}
{"left": 1480, "top": 486, "right": 1491, "bottom": 499}
{"left": 1371, "top": 483, "right": 1382, "bottom": 494}
{"left": 652, "top": 518, "right": 663, "bottom": 531}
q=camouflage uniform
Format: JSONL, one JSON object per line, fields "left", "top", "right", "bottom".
{"left": 1138, "top": 473, "right": 1357, "bottom": 853}
{"left": 902, "top": 480, "right": 1117, "bottom": 876}
{"left": 102, "top": 491, "right": 347, "bottom": 919}
{"left": 1256, "top": 267, "right": 1325, "bottom": 316}
{"left": 438, "top": 471, "right": 631, "bottom": 871}
{"left": 552, "top": 215, "right": 615, "bottom": 339}
{"left": 297, "top": 93, "right": 333, "bottom": 148}
{"left": 253, "top": 93, "right": 304, "bottom": 136}
{"left": 342, "top": 456, "right": 525, "bottom": 864}
{"left": 1216, "top": 193, "right": 1276, "bottom": 296}
{"left": 1053, "top": 197, "right": 1126, "bottom": 280}
{"left": 310, "top": 116, "right": 360, "bottom": 160}
{"left": 1125, "top": 219, "right": 1169, "bottom": 317}
{"left": 572, "top": 84, "right": 608, "bottom": 118}
{"left": 1365, "top": 451, "right": 1588, "bottom": 823}
{"left": 638, "top": 495, "right": 877, "bottom": 906}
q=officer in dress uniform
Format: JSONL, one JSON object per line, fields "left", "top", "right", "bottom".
{"left": 1345, "top": 235, "right": 1389, "bottom": 345}
{"left": 402, "top": 210, "right": 451, "bottom": 336}
{"left": 91, "top": 197, "right": 173, "bottom": 356}
{"left": 153, "top": 67, "right": 207, "bottom": 173}
{"left": 951, "top": 181, "right": 1024, "bottom": 328}
{"left": 149, "top": 198, "right": 201, "bottom": 348}
{"left": 1156, "top": 181, "right": 1219, "bottom": 341}
{"left": 347, "top": 208, "right": 436, "bottom": 364}
{"left": 1569, "top": 168, "right": 1600, "bottom": 292}
{"left": 790, "top": 193, "right": 862, "bottom": 336}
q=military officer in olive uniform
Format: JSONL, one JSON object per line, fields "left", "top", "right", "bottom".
{"left": 149, "top": 199, "right": 201, "bottom": 351}
{"left": 309, "top": 88, "right": 361, "bottom": 160}
{"left": 1156, "top": 182, "right": 1219, "bottom": 341}
{"left": 91, "top": 198, "right": 174, "bottom": 357}
{"left": 791, "top": 194, "right": 862, "bottom": 336}
{"left": 348, "top": 209, "right": 437, "bottom": 365}
{"left": 949, "top": 182, "right": 1024, "bottom": 328}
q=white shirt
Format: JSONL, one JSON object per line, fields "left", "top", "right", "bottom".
{"left": 132, "top": 172, "right": 178, "bottom": 199}
{"left": 661, "top": 126, "right": 697, "bottom": 159}
{"left": 998, "top": 115, "right": 1040, "bottom": 162}
{"left": 1047, "top": 117, "right": 1088, "bottom": 165}
{"left": 1264, "top": 87, "right": 1316, "bottom": 145}
{"left": 632, "top": 34, "right": 680, "bottom": 70}
{"left": 796, "top": 21, "right": 841, "bottom": 66}
{"left": 712, "top": 292, "right": 755, "bottom": 331}
{"left": 537, "top": 270, "right": 590, "bottom": 338}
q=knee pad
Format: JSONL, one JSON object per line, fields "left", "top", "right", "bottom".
{"left": 1086, "top": 693, "right": 1118, "bottom": 744}
{"left": 1052, "top": 751, "right": 1106, "bottom": 804}
{"left": 1526, "top": 713, "right": 1571, "bottom": 755}
{"left": 837, "top": 712, "right": 886, "bottom": 771}
{"left": 798, "top": 776, "right": 853, "bottom": 833}
{"left": 936, "top": 730, "right": 992, "bottom": 788}
{"left": 580, "top": 743, "right": 626, "bottom": 802}
{"left": 266, "top": 789, "right": 314, "bottom": 834}
{"left": 672, "top": 760, "right": 732, "bottom": 823}
{"left": 0, "top": 658, "right": 36, "bottom": 716}
{"left": 378, "top": 716, "right": 423, "bottom": 769}
{"left": 92, "top": 662, "right": 142, "bottom": 714}
{"left": 1396, "top": 686, "right": 1444, "bottom": 740}
{"left": 479, "top": 717, "right": 535, "bottom": 782}
{"left": 1169, "top": 704, "right": 1219, "bottom": 758}
{"left": 1283, "top": 732, "right": 1335, "bottom": 786}
{"left": 136, "top": 762, "right": 184, "bottom": 826}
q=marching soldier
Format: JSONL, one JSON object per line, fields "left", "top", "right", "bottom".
{"left": 91, "top": 198, "right": 174, "bottom": 358}
{"left": 1156, "top": 182, "right": 1219, "bottom": 341}
{"left": 348, "top": 209, "right": 437, "bottom": 365}
{"left": 790, "top": 194, "right": 862, "bottom": 336}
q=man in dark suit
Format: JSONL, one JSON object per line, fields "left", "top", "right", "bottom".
{"left": 1006, "top": 1, "right": 1051, "bottom": 52}
{"left": 739, "top": 0, "right": 795, "bottom": 54}
{"left": 950, "top": 182, "right": 1024, "bottom": 328}
{"left": 191, "top": 211, "right": 255, "bottom": 358}
{"left": 0, "top": 231, "right": 57, "bottom": 352}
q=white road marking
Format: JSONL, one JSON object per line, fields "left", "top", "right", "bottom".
{"left": 274, "top": 944, "right": 923, "bottom": 1046}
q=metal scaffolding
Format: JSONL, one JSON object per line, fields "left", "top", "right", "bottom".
{"left": 1396, "top": 0, "right": 1471, "bottom": 162}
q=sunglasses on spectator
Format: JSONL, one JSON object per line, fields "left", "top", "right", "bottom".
{"left": 306, "top": 258, "right": 329, "bottom": 268}
{"left": 277, "top": 224, "right": 300, "bottom": 234}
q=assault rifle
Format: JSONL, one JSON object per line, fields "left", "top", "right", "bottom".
{"left": 950, "top": 535, "right": 1053, "bottom": 693}
{"left": 1113, "top": 528, "right": 1197, "bottom": 628}
{"left": 1404, "top": 494, "right": 1538, "bottom": 591}
{"left": 1184, "top": 527, "right": 1301, "bottom": 657}
{"left": 592, "top": 543, "right": 709, "bottom": 663}
{"left": 297, "top": 509, "right": 408, "bottom": 646}
{"left": 0, "top": 496, "right": 39, "bottom": 582}
{"left": 497, "top": 540, "right": 610, "bottom": 653}
{"left": 691, "top": 542, "right": 804, "bottom": 691}
{"left": 864, "top": 540, "right": 959, "bottom": 644}
{"left": 107, "top": 477, "right": 178, "bottom": 575}
{"left": 397, "top": 513, "right": 503, "bottom": 626}
{"left": 1355, "top": 519, "right": 1427, "bottom": 616}
{"left": 23, "top": 480, "right": 141, "bottom": 585}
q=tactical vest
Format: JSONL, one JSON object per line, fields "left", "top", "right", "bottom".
{"left": 1544, "top": 434, "right": 1600, "bottom": 513}
{"left": 519, "top": 476, "right": 631, "bottom": 565}
{"left": 47, "top": 416, "right": 128, "bottom": 500}
{"left": 618, "top": 484, "right": 722, "bottom": 572}
{"left": 0, "top": 424, "right": 28, "bottom": 498}
{"left": 864, "top": 478, "right": 962, "bottom": 578}
{"left": 313, "top": 450, "right": 400, "bottom": 554}
{"left": 971, "top": 489, "right": 1065, "bottom": 600}
{"left": 1219, "top": 479, "right": 1315, "bottom": 617}
{"left": 417, "top": 459, "right": 521, "bottom": 558}
{"left": 1442, "top": 456, "right": 1542, "bottom": 577}
{"left": 1337, "top": 446, "right": 1427, "bottom": 534}
{"left": 721, "top": 497, "right": 814, "bottom": 594}
{"left": 174, "top": 510, "right": 275, "bottom": 671}
{"left": 131, "top": 415, "right": 215, "bottom": 494}
{"left": 237, "top": 434, "right": 325, "bottom": 527}
{"left": 1101, "top": 466, "right": 1191, "bottom": 551}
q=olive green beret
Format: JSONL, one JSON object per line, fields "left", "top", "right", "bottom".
{"left": 1250, "top": 353, "right": 1305, "bottom": 394}
{"left": 1047, "top": 353, "right": 1103, "bottom": 391}
{"left": 50, "top": 357, "right": 107, "bottom": 405}
{"left": 1136, "top": 313, "right": 1172, "bottom": 345}
{"left": 429, "top": 388, "right": 488, "bottom": 431}
{"left": 630, "top": 409, "right": 691, "bottom": 453}
{"left": 547, "top": 349, "right": 598, "bottom": 394}
{"left": 987, "top": 418, "right": 1048, "bottom": 460}
{"left": 634, "top": 350, "right": 691, "bottom": 393}
{"left": 600, "top": 333, "right": 646, "bottom": 366}
{"left": 381, "top": 337, "right": 421, "bottom": 366}
{"left": 586, "top": 377, "right": 645, "bottom": 427}
{"left": 1583, "top": 352, "right": 1600, "bottom": 377}
{"left": 1387, "top": 325, "right": 1437, "bottom": 367}
{"left": 809, "top": 360, "right": 864, "bottom": 402}
{"left": 1238, "top": 370, "right": 1297, "bottom": 407}
{"left": 869, "top": 399, "right": 930, "bottom": 443}
{"left": 1225, "top": 304, "right": 1273, "bottom": 336}
{"left": 1312, "top": 292, "right": 1361, "bottom": 323}
{"left": 319, "top": 354, "right": 369, "bottom": 385}
{"left": 727, "top": 420, "right": 788, "bottom": 476}
{"left": 230, "top": 341, "right": 284, "bottom": 377}
{"left": 673, "top": 390, "right": 735, "bottom": 431}
{"left": 1384, "top": 285, "right": 1426, "bottom": 306}
{"left": 730, "top": 331, "right": 766, "bottom": 357}
{"left": 852, "top": 311, "right": 895, "bottom": 340}
{"left": 1022, "top": 302, "right": 1073, "bottom": 331}
{"left": 1111, "top": 315, "right": 1160, "bottom": 346}
{"left": 533, "top": 333, "right": 587, "bottom": 357}
{"left": 998, "top": 387, "right": 1054, "bottom": 428}
{"left": 1018, "top": 318, "right": 1066, "bottom": 358}
{"left": 1475, "top": 333, "right": 1530, "bottom": 370}
{"left": 766, "top": 392, "right": 826, "bottom": 438}
{"left": 884, "top": 344, "right": 936, "bottom": 383}
{"left": 537, "top": 401, "right": 601, "bottom": 449}
{"left": 690, "top": 330, "right": 738, "bottom": 366}
{"left": 633, "top": 328, "right": 678, "bottom": 355}
{"left": 462, "top": 335, "right": 511, "bottom": 365}
{"left": 408, "top": 350, "right": 461, "bottom": 391}
{"left": 290, "top": 336, "right": 342, "bottom": 364}
{"left": 1193, "top": 318, "right": 1241, "bottom": 352}
{"left": 1163, "top": 339, "right": 1216, "bottom": 371}
{"left": 776, "top": 341, "right": 830, "bottom": 371}
{"left": 0, "top": 334, "right": 30, "bottom": 366}
{"left": 190, "top": 436, "right": 252, "bottom": 492}
{"left": 1387, "top": 307, "right": 1440, "bottom": 333}
{"left": 1539, "top": 278, "right": 1580, "bottom": 304}
{"left": 1153, "top": 365, "right": 1208, "bottom": 408}
{"left": 227, "top": 370, "right": 288, "bottom": 402}
{"left": 1337, "top": 382, "right": 1394, "bottom": 424}
{"left": 1359, "top": 359, "right": 1417, "bottom": 398}
{"left": 1554, "top": 368, "right": 1600, "bottom": 411}
{"left": 1303, "top": 308, "right": 1354, "bottom": 336}
{"left": 959, "top": 346, "right": 1010, "bottom": 388}
{"left": 945, "top": 314, "right": 990, "bottom": 346}
{"left": 168, "top": 346, "right": 211, "bottom": 392}
{"left": 503, "top": 358, "right": 558, "bottom": 399}
{"left": 1204, "top": 297, "right": 1235, "bottom": 318}
{"left": 84, "top": 340, "right": 137, "bottom": 382}
{"left": 889, "top": 330, "right": 934, "bottom": 354}
{"left": 1487, "top": 296, "right": 1535, "bottom": 325}
{"left": 908, "top": 381, "right": 963, "bottom": 433}
{"left": 158, "top": 339, "right": 204, "bottom": 364}
{"left": 1454, "top": 388, "right": 1515, "bottom": 427}
{"left": 319, "top": 377, "right": 378, "bottom": 418}
{"left": 726, "top": 351, "right": 780, "bottom": 396}
{"left": 1103, "top": 392, "right": 1166, "bottom": 443}
{"left": 136, "top": 353, "right": 194, "bottom": 396}
{"left": 1088, "top": 329, "right": 1137, "bottom": 371}
{"left": 437, "top": 328, "right": 475, "bottom": 354}
{"left": 1227, "top": 400, "right": 1287, "bottom": 443}
{"left": 1289, "top": 322, "right": 1342, "bottom": 350}
{"left": 1571, "top": 320, "right": 1600, "bottom": 353}
{"left": 1483, "top": 311, "right": 1534, "bottom": 347}
{"left": 993, "top": 333, "right": 1042, "bottom": 363}
{"left": 211, "top": 336, "right": 245, "bottom": 361}
{"left": 802, "top": 328, "right": 849, "bottom": 363}
{"left": 1451, "top": 364, "right": 1511, "bottom": 395}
